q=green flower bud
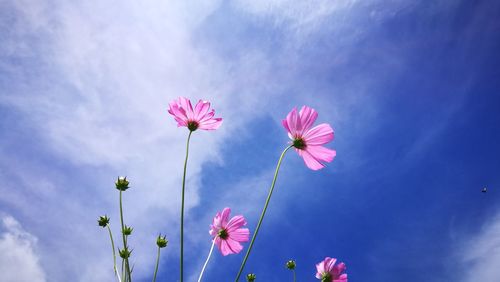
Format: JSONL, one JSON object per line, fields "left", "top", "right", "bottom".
{"left": 246, "top": 273, "right": 256, "bottom": 282}
{"left": 119, "top": 247, "right": 132, "bottom": 259}
{"left": 97, "top": 215, "right": 110, "bottom": 227}
{"left": 115, "top": 176, "right": 130, "bottom": 191}
{"left": 123, "top": 225, "right": 133, "bottom": 236}
{"left": 156, "top": 234, "right": 168, "bottom": 248}
{"left": 286, "top": 260, "right": 296, "bottom": 270}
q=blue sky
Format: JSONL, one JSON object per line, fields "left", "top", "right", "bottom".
{"left": 1, "top": 0, "right": 500, "bottom": 281}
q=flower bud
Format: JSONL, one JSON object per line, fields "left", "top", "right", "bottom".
{"left": 246, "top": 273, "right": 256, "bottom": 282}
{"left": 122, "top": 225, "right": 133, "bottom": 236}
{"left": 156, "top": 234, "right": 168, "bottom": 248}
{"left": 119, "top": 248, "right": 132, "bottom": 259}
{"left": 97, "top": 215, "right": 110, "bottom": 227}
{"left": 286, "top": 259, "right": 296, "bottom": 270}
{"left": 115, "top": 176, "right": 130, "bottom": 191}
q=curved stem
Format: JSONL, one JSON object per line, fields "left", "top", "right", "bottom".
{"left": 197, "top": 240, "right": 215, "bottom": 282}
{"left": 119, "top": 190, "right": 131, "bottom": 282}
{"left": 235, "top": 145, "right": 292, "bottom": 281}
{"left": 180, "top": 131, "right": 193, "bottom": 282}
{"left": 107, "top": 225, "right": 122, "bottom": 282}
{"left": 152, "top": 247, "right": 161, "bottom": 282}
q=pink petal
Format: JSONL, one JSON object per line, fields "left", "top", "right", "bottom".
{"left": 282, "top": 119, "right": 291, "bottom": 134}
{"left": 225, "top": 215, "right": 247, "bottom": 232}
{"left": 194, "top": 100, "right": 211, "bottom": 120}
{"left": 316, "top": 261, "right": 326, "bottom": 279}
{"left": 306, "top": 146, "right": 336, "bottom": 163}
{"left": 168, "top": 103, "right": 188, "bottom": 122}
{"left": 219, "top": 239, "right": 232, "bottom": 256}
{"left": 219, "top": 238, "right": 242, "bottom": 256}
{"left": 225, "top": 237, "right": 244, "bottom": 254}
{"left": 212, "top": 211, "right": 222, "bottom": 227}
{"left": 333, "top": 262, "right": 346, "bottom": 276}
{"left": 198, "top": 109, "right": 215, "bottom": 122}
{"left": 334, "top": 273, "right": 348, "bottom": 282}
{"left": 214, "top": 237, "right": 223, "bottom": 252}
{"left": 326, "top": 257, "right": 337, "bottom": 272}
{"left": 209, "top": 224, "right": 218, "bottom": 236}
{"left": 297, "top": 149, "right": 325, "bottom": 170}
{"left": 228, "top": 228, "right": 250, "bottom": 242}
{"left": 220, "top": 208, "right": 231, "bottom": 227}
{"left": 285, "top": 107, "right": 301, "bottom": 137}
{"left": 198, "top": 118, "right": 223, "bottom": 130}
{"left": 178, "top": 97, "right": 194, "bottom": 119}
{"left": 303, "top": 123, "right": 334, "bottom": 146}
{"left": 298, "top": 106, "right": 318, "bottom": 134}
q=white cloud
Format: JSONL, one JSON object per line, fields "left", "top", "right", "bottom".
{"left": 460, "top": 214, "right": 500, "bottom": 282}
{"left": 0, "top": 0, "right": 419, "bottom": 280}
{"left": 233, "top": 0, "right": 356, "bottom": 33}
{"left": 0, "top": 215, "right": 46, "bottom": 282}
{"left": 0, "top": 1, "right": 290, "bottom": 280}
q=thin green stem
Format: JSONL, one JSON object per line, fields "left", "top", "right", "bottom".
{"left": 180, "top": 131, "right": 193, "bottom": 282}
{"left": 107, "top": 225, "right": 122, "bottom": 282}
{"left": 293, "top": 269, "right": 296, "bottom": 282}
{"left": 235, "top": 145, "right": 292, "bottom": 281}
{"left": 197, "top": 240, "right": 215, "bottom": 282}
{"left": 119, "top": 190, "right": 131, "bottom": 282}
{"left": 121, "top": 259, "right": 125, "bottom": 282}
{"left": 152, "top": 246, "right": 161, "bottom": 282}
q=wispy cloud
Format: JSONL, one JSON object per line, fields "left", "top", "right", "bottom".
{"left": 0, "top": 0, "right": 466, "bottom": 281}
{"left": 459, "top": 212, "right": 500, "bottom": 282}
{"left": 0, "top": 215, "right": 46, "bottom": 282}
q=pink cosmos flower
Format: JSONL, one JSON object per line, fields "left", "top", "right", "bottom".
{"left": 209, "top": 207, "right": 250, "bottom": 256}
{"left": 315, "top": 257, "right": 348, "bottom": 282}
{"left": 168, "top": 97, "right": 222, "bottom": 131}
{"left": 282, "top": 106, "right": 336, "bottom": 170}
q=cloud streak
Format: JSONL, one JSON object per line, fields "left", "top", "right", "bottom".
{"left": 0, "top": 215, "right": 46, "bottom": 282}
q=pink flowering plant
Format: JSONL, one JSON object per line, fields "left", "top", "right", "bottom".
{"left": 97, "top": 97, "right": 346, "bottom": 281}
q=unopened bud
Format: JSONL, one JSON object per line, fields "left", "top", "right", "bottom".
{"left": 97, "top": 215, "right": 110, "bottom": 227}
{"left": 286, "top": 260, "right": 296, "bottom": 270}
{"left": 123, "top": 225, "right": 133, "bottom": 236}
{"left": 246, "top": 273, "right": 256, "bottom": 282}
{"left": 115, "top": 176, "right": 130, "bottom": 191}
{"left": 156, "top": 234, "right": 168, "bottom": 248}
{"left": 119, "top": 248, "right": 132, "bottom": 259}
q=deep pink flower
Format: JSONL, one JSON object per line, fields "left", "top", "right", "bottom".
{"left": 315, "top": 257, "right": 348, "bottom": 282}
{"left": 168, "top": 97, "right": 222, "bottom": 131}
{"left": 209, "top": 207, "right": 250, "bottom": 256}
{"left": 282, "top": 106, "right": 336, "bottom": 170}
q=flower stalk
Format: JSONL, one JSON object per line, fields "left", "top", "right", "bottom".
{"left": 119, "top": 190, "right": 132, "bottom": 282}
{"left": 152, "top": 246, "right": 161, "bottom": 282}
{"left": 235, "top": 145, "right": 292, "bottom": 281}
{"left": 180, "top": 130, "right": 193, "bottom": 282}
{"left": 152, "top": 234, "right": 168, "bottom": 282}
{"left": 197, "top": 240, "right": 215, "bottom": 282}
{"left": 107, "top": 225, "right": 122, "bottom": 282}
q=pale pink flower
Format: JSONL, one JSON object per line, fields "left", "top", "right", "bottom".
{"left": 168, "top": 97, "right": 222, "bottom": 131}
{"left": 209, "top": 207, "right": 250, "bottom": 256}
{"left": 315, "top": 257, "right": 348, "bottom": 282}
{"left": 282, "top": 106, "right": 336, "bottom": 170}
